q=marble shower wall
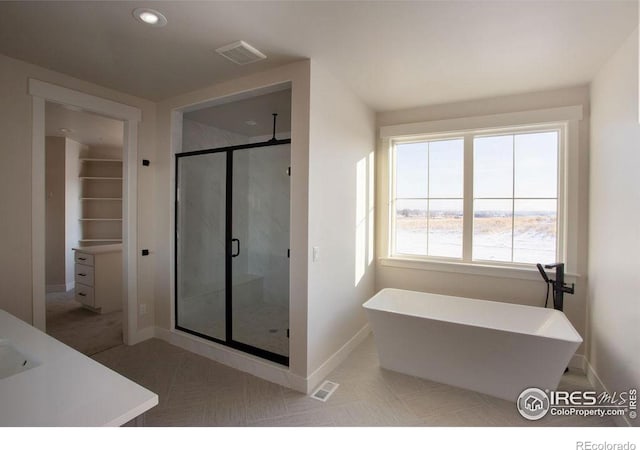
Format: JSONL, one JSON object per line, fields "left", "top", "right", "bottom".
{"left": 178, "top": 119, "right": 290, "bottom": 314}
{"left": 181, "top": 119, "right": 249, "bottom": 151}
{"left": 178, "top": 120, "right": 250, "bottom": 303}
{"left": 177, "top": 152, "right": 227, "bottom": 301}
{"left": 235, "top": 144, "right": 291, "bottom": 308}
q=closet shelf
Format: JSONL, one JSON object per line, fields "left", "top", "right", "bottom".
{"left": 79, "top": 239, "right": 122, "bottom": 242}
{"left": 79, "top": 152, "right": 123, "bottom": 243}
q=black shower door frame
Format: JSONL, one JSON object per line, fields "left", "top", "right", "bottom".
{"left": 174, "top": 138, "right": 291, "bottom": 366}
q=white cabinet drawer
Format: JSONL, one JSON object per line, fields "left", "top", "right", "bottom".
{"left": 75, "top": 252, "right": 94, "bottom": 266}
{"left": 75, "top": 264, "right": 94, "bottom": 286}
{"left": 71, "top": 246, "right": 122, "bottom": 314}
{"left": 75, "top": 284, "right": 95, "bottom": 308}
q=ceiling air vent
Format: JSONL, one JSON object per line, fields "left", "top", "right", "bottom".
{"left": 215, "top": 41, "right": 267, "bottom": 65}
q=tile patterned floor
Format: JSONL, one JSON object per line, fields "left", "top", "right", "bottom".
{"left": 178, "top": 291, "right": 289, "bottom": 357}
{"left": 91, "top": 335, "right": 616, "bottom": 427}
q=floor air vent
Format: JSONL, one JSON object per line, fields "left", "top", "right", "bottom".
{"left": 310, "top": 380, "right": 339, "bottom": 402}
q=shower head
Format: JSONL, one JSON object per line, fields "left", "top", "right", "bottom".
{"left": 536, "top": 263, "right": 550, "bottom": 283}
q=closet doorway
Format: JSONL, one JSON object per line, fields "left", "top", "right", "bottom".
{"left": 29, "top": 79, "right": 140, "bottom": 345}
{"left": 44, "top": 102, "right": 125, "bottom": 355}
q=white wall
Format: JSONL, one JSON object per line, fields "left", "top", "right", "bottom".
{"left": 64, "top": 138, "right": 82, "bottom": 288}
{"left": 45, "top": 136, "right": 66, "bottom": 289}
{"left": 307, "top": 61, "right": 376, "bottom": 374}
{"left": 45, "top": 137, "right": 84, "bottom": 291}
{"left": 0, "top": 53, "right": 156, "bottom": 332}
{"left": 588, "top": 27, "right": 640, "bottom": 424}
{"left": 375, "top": 86, "right": 591, "bottom": 356}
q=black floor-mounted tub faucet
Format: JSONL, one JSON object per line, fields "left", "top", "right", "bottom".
{"left": 536, "top": 263, "right": 575, "bottom": 311}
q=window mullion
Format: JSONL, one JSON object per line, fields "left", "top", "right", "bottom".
{"left": 511, "top": 135, "right": 515, "bottom": 263}
{"left": 426, "top": 142, "right": 430, "bottom": 256}
{"left": 390, "top": 143, "right": 397, "bottom": 256}
{"left": 462, "top": 134, "right": 473, "bottom": 262}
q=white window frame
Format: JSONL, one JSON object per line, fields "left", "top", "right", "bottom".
{"left": 390, "top": 132, "right": 466, "bottom": 261}
{"left": 378, "top": 106, "right": 582, "bottom": 281}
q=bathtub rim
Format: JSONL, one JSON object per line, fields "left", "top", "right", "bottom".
{"left": 363, "top": 288, "right": 583, "bottom": 345}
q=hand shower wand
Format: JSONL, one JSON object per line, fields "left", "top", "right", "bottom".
{"left": 536, "top": 263, "right": 575, "bottom": 312}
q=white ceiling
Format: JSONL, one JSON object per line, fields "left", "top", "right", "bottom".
{"left": 45, "top": 102, "right": 123, "bottom": 147}
{"left": 0, "top": 1, "right": 637, "bottom": 111}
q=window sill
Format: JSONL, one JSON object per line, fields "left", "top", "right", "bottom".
{"left": 378, "top": 257, "right": 580, "bottom": 282}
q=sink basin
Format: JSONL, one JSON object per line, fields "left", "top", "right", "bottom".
{"left": 0, "top": 340, "right": 40, "bottom": 380}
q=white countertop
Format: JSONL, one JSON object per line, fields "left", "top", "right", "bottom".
{"left": 72, "top": 243, "right": 122, "bottom": 254}
{"left": 0, "top": 309, "right": 157, "bottom": 426}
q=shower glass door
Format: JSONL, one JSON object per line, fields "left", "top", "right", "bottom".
{"left": 175, "top": 143, "right": 290, "bottom": 366}
{"left": 231, "top": 144, "right": 290, "bottom": 359}
{"left": 175, "top": 152, "right": 227, "bottom": 342}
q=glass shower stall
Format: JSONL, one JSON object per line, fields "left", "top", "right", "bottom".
{"left": 175, "top": 140, "right": 291, "bottom": 365}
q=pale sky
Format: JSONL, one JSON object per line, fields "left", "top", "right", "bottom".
{"left": 395, "top": 131, "right": 558, "bottom": 213}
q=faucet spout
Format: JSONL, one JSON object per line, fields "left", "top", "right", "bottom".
{"left": 541, "top": 263, "right": 575, "bottom": 311}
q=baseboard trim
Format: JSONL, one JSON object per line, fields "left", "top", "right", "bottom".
{"left": 46, "top": 284, "right": 66, "bottom": 293}
{"left": 305, "top": 323, "right": 372, "bottom": 394}
{"left": 127, "top": 326, "right": 156, "bottom": 346}
{"left": 585, "top": 359, "right": 632, "bottom": 427}
{"left": 154, "top": 326, "right": 307, "bottom": 392}
{"left": 569, "top": 353, "right": 586, "bottom": 373}
{"left": 151, "top": 324, "right": 371, "bottom": 394}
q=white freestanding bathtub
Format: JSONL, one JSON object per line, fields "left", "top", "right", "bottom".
{"left": 363, "top": 288, "right": 582, "bottom": 401}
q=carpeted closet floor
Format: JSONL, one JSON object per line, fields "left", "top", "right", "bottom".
{"left": 46, "top": 291, "right": 123, "bottom": 356}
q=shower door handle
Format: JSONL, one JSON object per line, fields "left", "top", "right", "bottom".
{"left": 231, "top": 238, "right": 240, "bottom": 257}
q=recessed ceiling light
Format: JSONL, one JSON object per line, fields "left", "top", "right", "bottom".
{"left": 245, "top": 120, "right": 257, "bottom": 126}
{"left": 133, "top": 8, "right": 167, "bottom": 27}
{"left": 59, "top": 128, "right": 72, "bottom": 134}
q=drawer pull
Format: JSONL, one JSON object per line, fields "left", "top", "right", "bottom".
{"left": 78, "top": 293, "right": 86, "bottom": 297}
{"left": 78, "top": 273, "right": 86, "bottom": 277}
{"left": 78, "top": 257, "right": 87, "bottom": 261}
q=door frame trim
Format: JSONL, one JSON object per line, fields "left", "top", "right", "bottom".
{"left": 29, "top": 79, "right": 140, "bottom": 344}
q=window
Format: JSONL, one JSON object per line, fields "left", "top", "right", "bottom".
{"left": 394, "top": 138, "right": 464, "bottom": 258}
{"left": 391, "top": 126, "right": 562, "bottom": 266}
{"left": 473, "top": 131, "right": 558, "bottom": 264}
